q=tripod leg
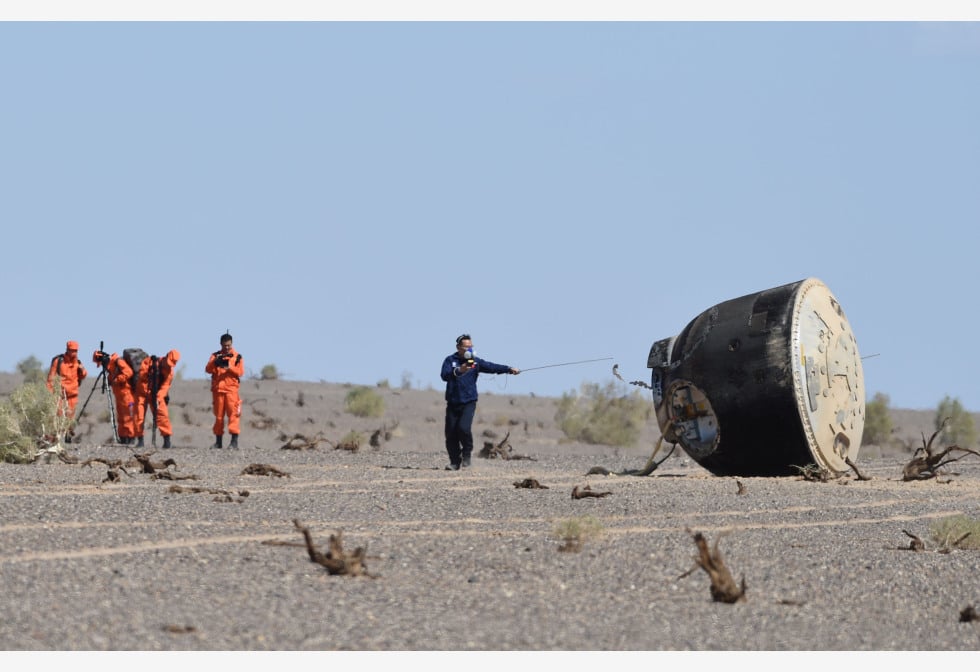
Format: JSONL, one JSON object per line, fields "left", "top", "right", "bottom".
{"left": 107, "top": 388, "right": 119, "bottom": 444}
{"left": 74, "top": 373, "right": 103, "bottom": 425}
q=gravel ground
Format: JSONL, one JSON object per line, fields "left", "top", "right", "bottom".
{"left": 2, "top": 440, "right": 980, "bottom": 652}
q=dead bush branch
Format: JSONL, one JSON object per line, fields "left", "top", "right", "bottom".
{"left": 679, "top": 529, "right": 746, "bottom": 603}
{"left": 292, "top": 519, "right": 375, "bottom": 577}
{"left": 241, "top": 463, "right": 291, "bottom": 478}
{"left": 168, "top": 484, "right": 249, "bottom": 502}
{"left": 586, "top": 435, "right": 676, "bottom": 477}
{"left": 902, "top": 419, "right": 980, "bottom": 481}
{"left": 902, "top": 529, "right": 925, "bottom": 551}
{"left": 133, "top": 452, "right": 177, "bottom": 474}
{"left": 280, "top": 432, "right": 328, "bottom": 450}
{"left": 369, "top": 420, "right": 400, "bottom": 448}
{"left": 571, "top": 484, "right": 611, "bottom": 499}
{"left": 845, "top": 456, "right": 872, "bottom": 481}
{"left": 250, "top": 417, "right": 279, "bottom": 430}
{"left": 151, "top": 471, "right": 200, "bottom": 481}
{"left": 938, "top": 532, "right": 972, "bottom": 554}
{"left": 793, "top": 463, "right": 841, "bottom": 482}
{"left": 335, "top": 439, "right": 360, "bottom": 452}
{"left": 85, "top": 457, "right": 136, "bottom": 482}
{"left": 514, "top": 478, "right": 548, "bottom": 489}
{"left": 477, "top": 431, "right": 536, "bottom": 461}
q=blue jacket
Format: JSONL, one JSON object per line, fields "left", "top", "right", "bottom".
{"left": 441, "top": 353, "right": 511, "bottom": 404}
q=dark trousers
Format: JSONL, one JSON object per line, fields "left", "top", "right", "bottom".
{"left": 444, "top": 401, "right": 477, "bottom": 466}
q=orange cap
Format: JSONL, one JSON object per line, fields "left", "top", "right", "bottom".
{"left": 67, "top": 340, "right": 80, "bottom": 351}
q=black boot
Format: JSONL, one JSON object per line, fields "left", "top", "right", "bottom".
{"left": 162, "top": 435, "right": 172, "bottom": 449}
{"left": 136, "top": 436, "right": 144, "bottom": 448}
{"left": 229, "top": 433, "right": 239, "bottom": 449}
{"left": 211, "top": 434, "right": 223, "bottom": 449}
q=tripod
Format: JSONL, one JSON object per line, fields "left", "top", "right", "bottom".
{"left": 75, "top": 344, "right": 119, "bottom": 444}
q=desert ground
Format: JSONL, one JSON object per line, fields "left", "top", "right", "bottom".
{"left": 1, "top": 371, "right": 979, "bottom": 651}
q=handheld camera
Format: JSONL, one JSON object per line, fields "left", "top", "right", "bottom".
{"left": 92, "top": 342, "right": 110, "bottom": 368}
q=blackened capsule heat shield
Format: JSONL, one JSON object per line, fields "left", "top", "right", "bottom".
{"left": 647, "top": 278, "right": 865, "bottom": 477}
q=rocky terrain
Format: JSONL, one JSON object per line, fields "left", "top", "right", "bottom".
{"left": 1, "top": 372, "right": 979, "bottom": 651}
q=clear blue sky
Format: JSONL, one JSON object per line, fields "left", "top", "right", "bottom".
{"left": 2, "top": 19, "right": 978, "bottom": 411}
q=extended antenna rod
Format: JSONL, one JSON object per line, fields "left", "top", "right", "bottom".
{"left": 520, "top": 357, "right": 614, "bottom": 372}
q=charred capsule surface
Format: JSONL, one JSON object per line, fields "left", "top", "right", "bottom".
{"left": 648, "top": 278, "right": 864, "bottom": 476}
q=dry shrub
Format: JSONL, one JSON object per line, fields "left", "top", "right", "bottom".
{"left": 0, "top": 380, "right": 71, "bottom": 463}
{"left": 555, "top": 381, "right": 649, "bottom": 447}
{"left": 344, "top": 387, "right": 385, "bottom": 418}
{"left": 337, "top": 430, "right": 363, "bottom": 452}
{"left": 553, "top": 515, "right": 603, "bottom": 552}
{"left": 930, "top": 516, "right": 980, "bottom": 550}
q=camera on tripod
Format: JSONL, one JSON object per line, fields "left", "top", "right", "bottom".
{"left": 76, "top": 340, "right": 120, "bottom": 445}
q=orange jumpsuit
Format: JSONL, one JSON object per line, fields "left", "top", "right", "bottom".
{"left": 135, "top": 350, "right": 180, "bottom": 438}
{"left": 94, "top": 352, "right": 136, "bottom": 441}
{"left": 205, "top": 346, "right": 244, "bottom": 436}
{"left": 47, "top": 342, "right": 88, "bottom": 418}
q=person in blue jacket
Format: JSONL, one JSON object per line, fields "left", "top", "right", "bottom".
{"left": 440, "top": 333, "right": 520, "bottom": 470}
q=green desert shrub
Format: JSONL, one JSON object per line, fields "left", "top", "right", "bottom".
{"left": 16, "top": 355, "right": 45, "bottom": 384}
{"left": 862, "top": 392, "right": 893, "bottom": 446}
{"left": 0, "top": 380, "right": 69, "bottom": 463}
{"left": 553, "top": 515, "right": 604, "bottom": 552}
{"left": 259, "top": 364, "right": 279, "bottom": 380}
{"left": 555, "top": 381, "right": 649, "bottom": 447}
{"left": 344, "top": 386, "right": 385, "bottom": 418}
{"left": 935, "top": 395, "right": 977, "bottom": 448}
{"left": 340, "top": 430, "right": 364, "bottom": 446}
{"left": 930, "top": 515, "right": 980, "bottom": 551}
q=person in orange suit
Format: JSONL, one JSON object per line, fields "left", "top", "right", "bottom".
{"left": 205, "top": 332, "right": 244, "bottom": 449}
{"left": 134, "top": 349, "right": 181, "bottom": 449}
{"left": 92, "top": 349, "right": 137, "bottom": 444}
{"left": 47, "top": 340, "right": 88, "bottom": 442}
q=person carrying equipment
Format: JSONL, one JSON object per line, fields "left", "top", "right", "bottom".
{"left": 134, "top": 349, "right": 180, "bottom": 449}
{"left": 439, "top": 333, "right": 519, "bottom": 470}
{"left": 205, "top": 332, "right": 244, "bottom": 449}
{"left": 92, "top": 349, "right": 137, "bottom": 444}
